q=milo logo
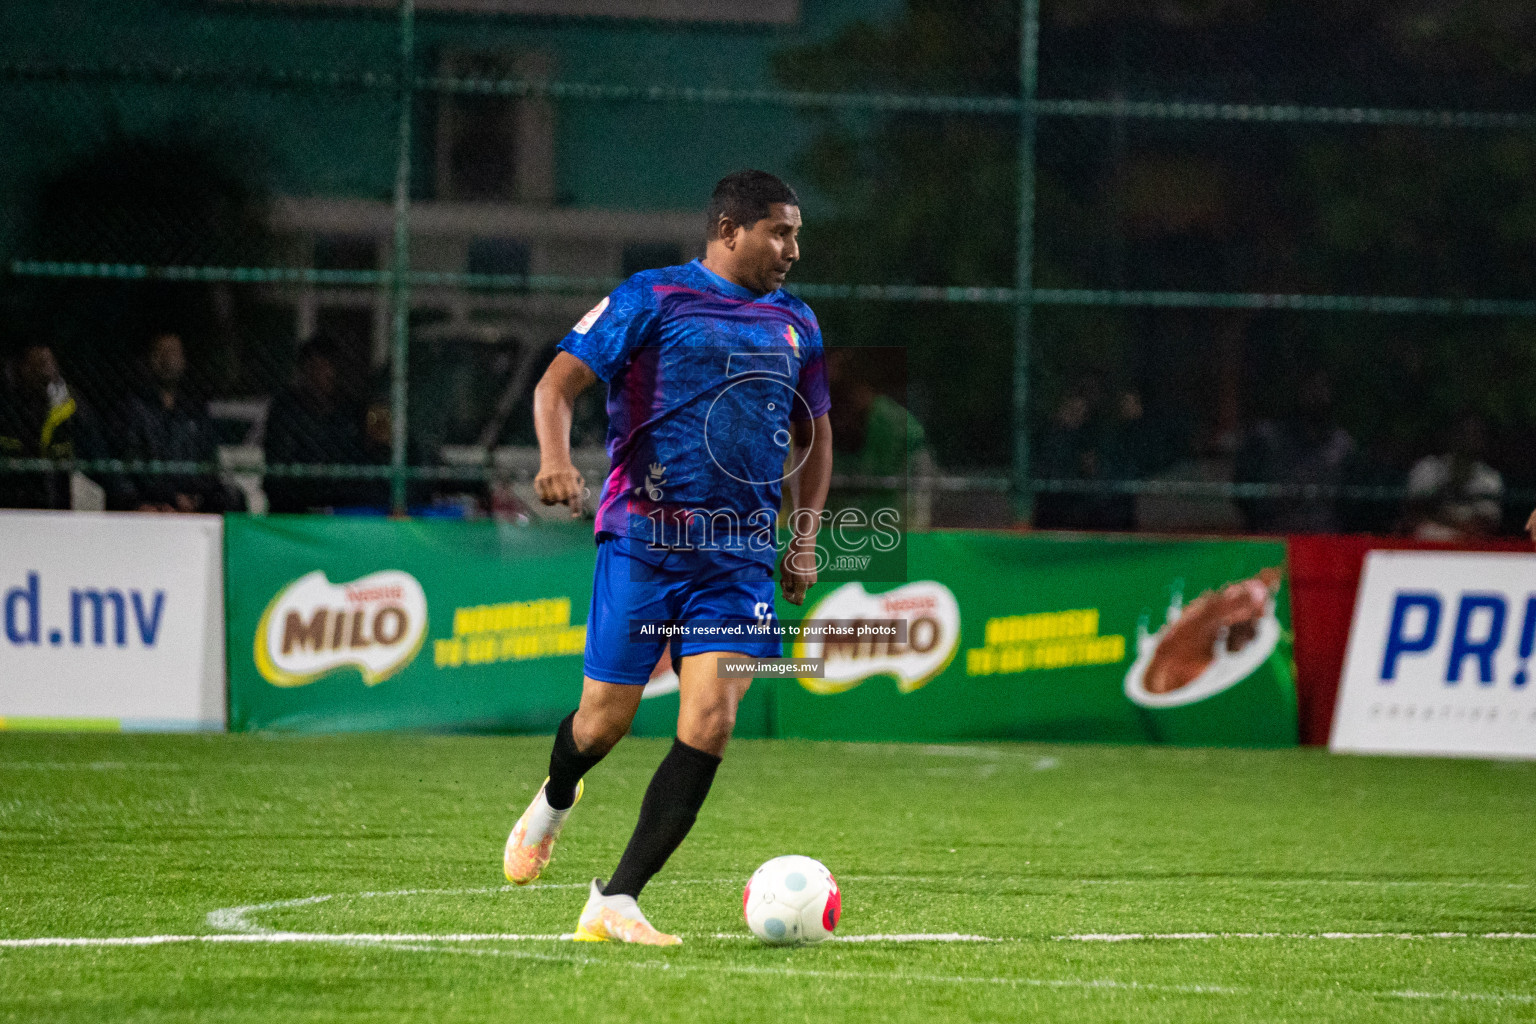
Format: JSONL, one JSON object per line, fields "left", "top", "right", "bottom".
{"left": 794, "top": 581, "right": 960, "bottom": 695}
{"left": 254, "top": 570, "right": 428, "bottom": 687}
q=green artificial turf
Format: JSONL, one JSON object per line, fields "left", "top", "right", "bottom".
{"left": 1, "top": 733, "right": 1533, "bottom": 1023}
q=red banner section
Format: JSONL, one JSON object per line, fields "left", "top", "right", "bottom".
{"left": 1287, "top": 534, "right": 1530, "bottom": 745}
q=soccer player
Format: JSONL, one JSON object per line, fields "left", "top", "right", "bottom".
{"left": 502, "top": 170, "right": 833, "bottom": 945}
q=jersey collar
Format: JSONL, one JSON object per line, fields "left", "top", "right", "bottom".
{"left": 690, "top": 258, "right": 775, "bottom": 301}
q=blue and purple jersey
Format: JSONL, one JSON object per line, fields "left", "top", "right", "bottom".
{"left": 557, "top": 259, "right": 830, "bottom": 566}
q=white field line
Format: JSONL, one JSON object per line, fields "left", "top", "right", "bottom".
{"left": 7, "top": 930, "right": 1526, "bottom": 1008}
{"left": 774, "top": 875, "right": 1536, "bottom": 890}
{"left": 205, "top": 883, "right": 1536, "bottom": 950}
{"left": 0, "top": 931, "right": 998, "bottom": 950}
{"left": 203, "top": 878, "right": 961, "bottom": 935}
{"left": 204, "top": 880, "right": 738, "bottom": 934}
{"left": 11, "top": 928, "right": 1535, "bottom": 952}
{"left": 821, "top": 933, "right": 997, "bottom": 943}
{"left": 1386, "top": 989, "right": 1536, "bottom": 1005}
{"left": 4, "top": 882, "right": 1532, "bottom": 1009}
{"left": 1074, "top": 878, "right": 1535, "bottom": 889}
{"left": 14, "top": 931, "right": 1529, "bottom": 1007}
{"left": 0, "top": 932, "right": 572, "bottom": 949}
{"left": 1061, "top": 931, "right": 1536, "bottom": 942}
{"left": 200, "top": 884, "right": 1004, "bottom": 948}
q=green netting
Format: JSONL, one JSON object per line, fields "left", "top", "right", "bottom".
{"left": 0, "top": 0, "right": 1532, "bottom": 532}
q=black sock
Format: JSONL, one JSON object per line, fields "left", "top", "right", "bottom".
{"left": 545, "top": 711, "right": 605, "bottom": 811}
{"left": 602, "top": 738, "right": 721, "bottom": 899}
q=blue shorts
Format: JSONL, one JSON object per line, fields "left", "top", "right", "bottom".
{"left": 583, "top": 534, "right": 781, "bottom": 686}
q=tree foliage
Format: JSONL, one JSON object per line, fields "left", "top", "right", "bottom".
{"left": 776, "top": 0, "right": 1536, "bottom": 480}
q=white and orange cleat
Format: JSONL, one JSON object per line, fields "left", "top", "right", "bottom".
{"left": 503, "top": 778, "right": 582, "bottom": 885}
{"left": 572, "top": 879, "right": 681, "bottom": 946}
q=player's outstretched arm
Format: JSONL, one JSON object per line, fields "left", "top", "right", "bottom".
{"left": 782, "top": 413, "right": 832, "bottom": 605}
{"left": 533, "top": 351, "right": 598, "bottom": 517}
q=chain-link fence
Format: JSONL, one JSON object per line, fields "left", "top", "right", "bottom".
{"left": 2, "top": 0, "right": 1533, "bottom": 535}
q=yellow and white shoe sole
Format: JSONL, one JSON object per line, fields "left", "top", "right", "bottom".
{"left": 502, "top": 777, "right": 583, "bottom": 885}
{"left": 572, "top": 906, "right": 681, "bottom": 946}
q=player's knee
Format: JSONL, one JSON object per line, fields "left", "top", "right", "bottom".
{"left": 708, "top": 705, "right": 737, "bottom": 742}
{"left": 573, "top": 708, "right": 629, "bottom": 755}
{"left": 681, "top": 703, "right": 735, "bottom": 754}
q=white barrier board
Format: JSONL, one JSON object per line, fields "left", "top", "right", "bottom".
{"left": 1332, "top": 550, "right": 1536, "bottom": 759}
{"left": 0, "top": 512, "right": 225, "bottom": 730}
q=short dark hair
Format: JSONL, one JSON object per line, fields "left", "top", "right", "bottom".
{"left": 706, "top": 170, "right": 799, "bottom": 237}
{"left": 143, "top": 328, "right": 182, "bottom": 354}
{"left": 296, "top": 332, "right": 343, "bottom": 367}
{"left": 7, "top": 339, "right": 52, "bottom": 367}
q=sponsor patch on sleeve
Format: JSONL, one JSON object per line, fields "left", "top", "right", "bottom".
{"left": 573, "top": 296, "right": 610, "bottom": 335}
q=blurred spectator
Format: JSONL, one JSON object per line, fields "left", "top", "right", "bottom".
{"left": 827, "top": 348, "right": 933, "bottom": 528}
{"left": 0, "top": 341, "right": 109, "bottom": 509}
{"left": 1034, "top": 375, "right": 1136, "bottom": 531}
{"left": 111, "top": 331, "right": 244, "bottom": 513}
{"left": 1234, "top": 371, "right": 1357, "bottom": 534}
{"left": 1404, "top": 415, "right": 1503, "bottom": 540}
{"left": 263, "top": 333, "right": 383, "bottom": 513}
{"left": 1112, "top": 386, "right": 1184, "bottom": 487}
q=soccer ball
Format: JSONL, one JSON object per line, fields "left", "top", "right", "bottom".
{"left": 743, "top": 855, "right": 841, "bottom": 946}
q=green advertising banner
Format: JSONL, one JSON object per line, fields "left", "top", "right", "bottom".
{"left": 775, "top": 532, "right": 1295, "bottom": 746}
{"left": 224, "top": 515, "right": 774, "bottom": 735}
{"left": 226, "top": 518, "right": 1295, "bottom": 746}
{"left": 226, "top": 516, "right": 598, "bottom": 733}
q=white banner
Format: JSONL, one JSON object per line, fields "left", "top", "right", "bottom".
{"left": 0, "top": 512, "right": 225, "bottom": 731}
{"left": 1332, "top": 550, "right": 1536, "bottom": 759}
